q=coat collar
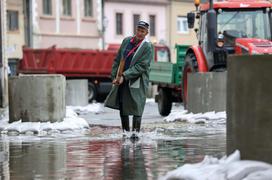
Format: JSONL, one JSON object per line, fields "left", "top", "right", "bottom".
{"left": 130, "top": 38, "right": 149, "bottom": 66}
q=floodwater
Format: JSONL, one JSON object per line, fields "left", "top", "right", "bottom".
{"left": 0, "top": 123, "right": 226, "bottom": 180}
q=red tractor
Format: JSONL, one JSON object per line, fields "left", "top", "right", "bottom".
{"left": 183, "top": 0, "right": 272, "bottom": 107}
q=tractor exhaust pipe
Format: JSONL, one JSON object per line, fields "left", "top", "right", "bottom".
{"left": 209, "top": 0, "right": 213, "bottom": 9}
{"left": 207, "top": 0, "right": 217, "bottom": 52}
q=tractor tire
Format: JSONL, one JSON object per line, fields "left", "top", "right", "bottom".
{"left": 158, "top": 88, "right": 172, "bottom": 116}
{"left": 88, "top": 82, "right": 97, "bottom": 102}
{"left": 182, "top": 53, "right": 198, "bottom": 109}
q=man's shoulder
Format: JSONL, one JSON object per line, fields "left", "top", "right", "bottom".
{"left": 119, "top": 36, "right": 132, "bottom": 49}
{"left": 143, "top": 39, "right": 153, "bottom": 50}
{"left": 123, "top": 36, "right": 133, "bottom": 42}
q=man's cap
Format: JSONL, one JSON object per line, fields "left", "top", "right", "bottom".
{"left": 137, "top": 21, "right": 149, "bottom": 30}
{"left": 217, "top": 34, "right": 224, "bottom": 41}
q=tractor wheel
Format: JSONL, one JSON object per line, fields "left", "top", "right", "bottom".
{"left": 182, "top": 53, "right": 198, "bottom": 109}
{"left": 88, "top": 82, "right": 97, "bottom": 102}
{"left": 158, "top": 88, "right": 172, "bottom": 116}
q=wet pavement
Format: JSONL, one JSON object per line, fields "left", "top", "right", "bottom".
{"left": 80, "top": 100, "right": 168, "bottom": 127}
{"left": 0, "top": 102, "right": 226, "bottom": 180}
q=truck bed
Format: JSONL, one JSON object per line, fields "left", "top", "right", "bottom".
{"left": 149, "top": 62, "right": 177, "bottom": 84}
{"left": 149, "top": 45, "right": 189, "bottom": 86}
{"left": 18, "top": 47, "right": 117, "bottom": 78}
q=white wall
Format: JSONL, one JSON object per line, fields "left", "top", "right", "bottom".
{"left": 32, "top": 0, "right": 102, "bottom": 49}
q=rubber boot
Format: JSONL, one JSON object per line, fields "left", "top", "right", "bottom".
{"left": 132, "top": 116, "right": 142, "bottom": 132}
{"left": 131, "top": 116, "right": 142, "bottom": 141}
{"left": 121, "top": 115, "right": 130, "bottom": 132}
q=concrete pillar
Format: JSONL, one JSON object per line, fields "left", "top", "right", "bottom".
{"left": 188, "top": 72, "right": 226, "bottom": 113}
{"left": 0, "top": 0, "right": 9, "bottom": 108}
{"left": 66, "top": 79, "right": 88, "bottom": 106}
{"left": 227, "top": 55, "right": 272, "bottom": 163}
{"left": 8, "top": 75, "right": 66, "bottom": 123}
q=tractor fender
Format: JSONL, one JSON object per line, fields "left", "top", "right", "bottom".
{"left": 186, "top": 46, "right": 208, "bottom": 72}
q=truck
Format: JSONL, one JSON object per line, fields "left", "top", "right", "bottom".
{"left": 18, "top": 44, "right": 170, "bottom": 102}
{"left": 151, "top": 0, "right": 272, "bottom": 116}
{"left": 149, "top": 44, "right": 189, "bottom": 116}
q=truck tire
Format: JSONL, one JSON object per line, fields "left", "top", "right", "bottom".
{"left": 182, "top": 53, "right": 198, "bottom": 109}
{"left": 158, "top": 88, "right": 172, "bottom": 116}
{"left": 88, "top": 82, "right": 97, "bottom": 102}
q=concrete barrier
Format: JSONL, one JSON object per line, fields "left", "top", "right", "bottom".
{"left": 9, "top": 75, "right": 66, "bottom": 123}
{"left": 227, "top": 55, "right": 272, "bottom": 163}
{"left": 66, "top": 79, "right": 88, "bottom": 106}
{"left": 188, "top": 72, "right": 226, "bottom": 113}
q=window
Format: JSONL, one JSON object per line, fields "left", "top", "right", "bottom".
{"left": 116, "top": 13, "right": 123, "bottom": 35}
{"left": 8, "top": 59, "right": 18, "bottom": 76}
{"left": 217, "top": 10, "right": 271, "bottom": 41}
{"left": 156, "top": 49, "right": 170, "bottom": 62}
{"left": 62, "top": 0, "right": 72, "bottom": 16}
{"left": 84, "top": 0, "right": 93, "bottom": 17}
{"left": 177, "top": 16, "right": 189, "bottom": 34}
{"left": 42, "top": 0, "right": 52, "bottom": 15}
{"left": 7, "top": 10, "right": 19, "bottom": 31}
{"left": 149, "top": 15, "right": 156, "bottom": 36}
{"left": 133, "top": 14, "right": 140, "bottom": 35}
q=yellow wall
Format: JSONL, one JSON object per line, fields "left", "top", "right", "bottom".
{"left": 168, "top": 1, "right": 198, "bottom": 63}
{"left": 6, "top": 0, "right": 25, "bottom": 59}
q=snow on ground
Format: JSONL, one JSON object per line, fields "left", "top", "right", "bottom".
{"left": 146, "top": 98, "right": 156, "bottom": 104}
{"left": 161, "top": 150, "right": 272, "bottom": 180}
{"left": 67, "top": 103, "right": 104, "bottom": 115}
{"left": 164, "top": 110, "right": 226, "bottom": 124}
{"left": 0, "top": 107, "right": 89, "bottom": 134}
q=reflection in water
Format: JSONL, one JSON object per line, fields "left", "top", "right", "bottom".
{"left": 0, "top": 125, "right": 226, "bottom": 180}
{"left": 0, "top": 141, "right": 9, "bottom": 180}
{"left": 9, "top": 141, "right": 66, "bottom": 179}
{"left": 66, "top": 140, "right": 154, "bottom": 180}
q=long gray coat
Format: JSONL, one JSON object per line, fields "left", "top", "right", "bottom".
{"left": 104, "top": 36, "right": 153, "bottom": 116}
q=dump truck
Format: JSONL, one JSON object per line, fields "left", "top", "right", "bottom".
{"left": 149, "top": 45, "right": 189, "bottom": 116}
{"left": 182, "top": 0, "right": 272, "bottom": 107}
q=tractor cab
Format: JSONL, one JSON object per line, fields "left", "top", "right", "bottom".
{"left": 187, "top": 0, "right": 272, "bottom": 70}
{"left": 218, "top": 8, "right": 272, "bottom": 54}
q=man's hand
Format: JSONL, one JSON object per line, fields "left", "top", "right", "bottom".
{"left": 119, "top": 75, "right": 124, "bottom": 85}
{"left": 112, "top": 75, "right": 124, "bottom": 85}
{"left": 112, "top": 79, "right": 118, "bottom": 85}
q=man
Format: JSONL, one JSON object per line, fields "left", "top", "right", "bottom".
{"left": 105, "top": 21, "right": 153, "bottom": 139}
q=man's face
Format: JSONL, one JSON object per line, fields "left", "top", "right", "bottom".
{"left": 135, "top": 27, "right": 148, "bottom": 40}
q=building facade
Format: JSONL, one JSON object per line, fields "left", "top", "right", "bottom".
{"left": 167, "top": 0, "right": 198, "bottom": 62}
{"left": 104, "top": 0, "right": 197, "bottom": 62}
{"left": 6, "top": 0, "right": 26, "bottom": 74}
{"left": 104, "top": 0, "right": 169, "bottom": 47}
{"left": 31, "top": 0, "right": 103, "bottom": 50}
{"left": 5, "top": 0, "right": 104, "bottom": 75}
